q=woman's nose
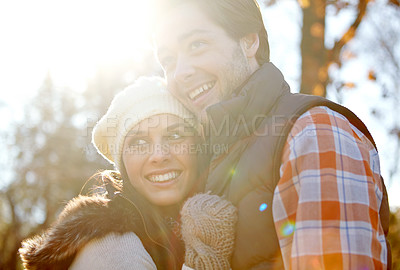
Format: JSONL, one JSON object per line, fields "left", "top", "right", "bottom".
{"left": 148, "top": 143, "right": 171, "bottom": 164}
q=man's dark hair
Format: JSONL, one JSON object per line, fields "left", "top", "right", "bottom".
{"left": 156, "top": 0, "right": 270, "bottom": 64}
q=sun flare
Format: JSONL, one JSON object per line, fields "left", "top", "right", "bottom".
{"left": 1, "top": 0, "right": 153, "bottom": 91}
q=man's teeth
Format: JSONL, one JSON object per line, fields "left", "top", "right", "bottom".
{"left": 148, "top": 171, "right": 180, "bottom": 182}
{"left": 189, "top": 82, "right": 214, "bottom": 100}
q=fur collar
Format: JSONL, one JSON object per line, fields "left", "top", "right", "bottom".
{"left": 19, "top": 195, "right": 139, "bottom": 270}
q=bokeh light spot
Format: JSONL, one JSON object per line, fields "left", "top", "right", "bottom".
{"left": 281, "top": 221, "right": 295, "bottom": 237}
{"left": 259, "top": 203, "right": 268, "bottom": 212}
{"left": 230, "top": 168, "right": 236, "bottom": 176}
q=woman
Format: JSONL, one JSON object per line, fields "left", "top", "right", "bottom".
{"left": 19, "top": 77, "right": 237, "bottom": 270}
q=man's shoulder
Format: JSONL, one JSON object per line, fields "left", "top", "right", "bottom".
{"left": 290, "top": 105, "right": 353, "bottom": 135}
{"left": 288, "top": 105, "right": 376, "bottom": 152}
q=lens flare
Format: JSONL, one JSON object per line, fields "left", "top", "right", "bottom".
{"left": 259, "top": 203, "right": 268, "bottom": 212}
{"left": 281, "top": 221, "right": 295, "bottom": 237}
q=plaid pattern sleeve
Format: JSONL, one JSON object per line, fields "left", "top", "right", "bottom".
{"left": 272, "top": 106, "right": 388, "bottom": 269}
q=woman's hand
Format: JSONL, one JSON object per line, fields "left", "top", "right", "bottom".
{"left": 180, "top": 193, "right": 237, "bottom": 270}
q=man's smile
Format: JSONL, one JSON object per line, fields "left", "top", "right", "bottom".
{"left": 188, "top": 81, "right": 216, "bottom": 101}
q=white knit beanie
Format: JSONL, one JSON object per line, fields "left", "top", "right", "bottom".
{"left": 92, "top": 76, "right": 197, "bottom": 171}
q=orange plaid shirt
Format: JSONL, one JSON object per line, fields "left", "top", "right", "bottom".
{"left": 273, "top": 106, "right": 388, "bottom": 269}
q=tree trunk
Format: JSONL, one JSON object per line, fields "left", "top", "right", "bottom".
{"left": 300, "top": 0, "right": 327, "bottom": 97}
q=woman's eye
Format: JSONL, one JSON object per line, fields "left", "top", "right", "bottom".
{"left": 130, "top": 139, "right": 148, "bottom": 146}
{"left": 168, "top": 132, "right": 183, "bottom": 141}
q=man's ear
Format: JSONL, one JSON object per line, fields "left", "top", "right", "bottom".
{"left": 240, "top": 33, "right": 259, "bottom": 58}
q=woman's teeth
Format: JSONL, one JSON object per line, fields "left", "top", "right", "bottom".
{"left": 189, "top": 82, "right": 215, "bottom": 100}
{"left": 148, "top": 171, "right": 180, "bottom": 183}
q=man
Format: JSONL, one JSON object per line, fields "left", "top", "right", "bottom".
{"left": 154, "top": 0, "right": 391, "bottom": 269}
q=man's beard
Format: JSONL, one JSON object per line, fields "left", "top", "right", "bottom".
{"left": 199, "top": 44, "right": 252, "bottom": 124}
{"left": 219, "top": 44, "right": 252, "bottom": 102}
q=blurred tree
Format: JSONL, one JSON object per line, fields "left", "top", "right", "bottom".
{"left": 264, "top": 0, "right": 372, "bottom": 96}
{"left": 0, "top": 74, "right": 106, "bottom": 269}
{"left": 0, "top": 51, "right": 160, "bottom": 269}
{"left": 357, "top": 0, "right": 400, "bottom": 181}
{"left": 388, "top": 208, "right": 400, "bottom": 269}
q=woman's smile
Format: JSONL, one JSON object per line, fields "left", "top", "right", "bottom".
{"left": 145, "top": 170, "right": 182, "bottom": 183}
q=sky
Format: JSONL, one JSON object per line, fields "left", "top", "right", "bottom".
{"left": 0, "top": 0, "right": 399, "bottom": 207}
{"left": 0, "top": 0, "right": 153, "bottom": 113}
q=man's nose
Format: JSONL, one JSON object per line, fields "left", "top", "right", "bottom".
{"left": 148, "top": 143, "right": 171, "bottom": 164}
{"left": 174, "top": 54, "right": 195, "bottom": 83}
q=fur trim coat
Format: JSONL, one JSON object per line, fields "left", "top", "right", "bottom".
{"left": 19, "top": 194, "right": 181, "bottom": 270}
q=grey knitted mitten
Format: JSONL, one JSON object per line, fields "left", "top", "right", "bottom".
{"left": 180, "top": 193, "right": 238, "bottom": 270}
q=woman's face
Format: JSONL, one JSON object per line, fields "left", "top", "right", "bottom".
{"left": 122, "top": 114, "right": 199, "bottom": 206}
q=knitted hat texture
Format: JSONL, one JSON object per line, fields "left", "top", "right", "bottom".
{"left": 180, "top": 193, "right": 238, "bottom": 270}
{"left": 92, "top": 76, "right": 197, "bottom": 171}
